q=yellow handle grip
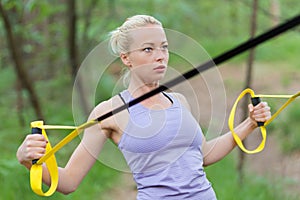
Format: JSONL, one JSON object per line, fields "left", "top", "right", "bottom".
{"left": 229, "top": 88, "right": 299, "bottom": 154}
{"left": 228, "top": 88, "right": 267, "bottom": 154}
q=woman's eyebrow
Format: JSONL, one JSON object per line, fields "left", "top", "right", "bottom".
{"left": 141, "top": 41, "right": 168, "bottom": 46}
{"left": 141, "top": 42, "right": 155, "bottom": 47}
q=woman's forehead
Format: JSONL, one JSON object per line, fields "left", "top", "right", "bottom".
{"left": 129, "top": 25, "right": 167, "bottom": 47}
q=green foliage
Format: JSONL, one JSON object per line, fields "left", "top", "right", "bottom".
{"left": 253, "top": 33, "right": 300, "bottom": 66}
{"left": 273, "top": 103, "right": 300, "bottom": 153}
{"left": 95, "top": 72, "right": 120, "bottom": 104}
{"left": 1, "top": 0, "right": 299, "bottom": 73}
{"left": 1, "top": 1, "right": 299, "bottom": 199}
{"left": 206, "top": 153, "right": 297, "bottom": 200}
{"left": 0, "top": 66, "right": 119, "bottom": 199}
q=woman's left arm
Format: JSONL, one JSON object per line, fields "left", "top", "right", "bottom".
{"left": 202, "top": 102, "right": 271, "bottom": 166}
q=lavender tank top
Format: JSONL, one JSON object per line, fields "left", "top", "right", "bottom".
{"left": 118, "top": 90, "right": 217, "bottom": 200}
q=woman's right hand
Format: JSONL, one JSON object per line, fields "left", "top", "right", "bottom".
{"left": 16, "top": 134, "right": 48, "bottom": 168}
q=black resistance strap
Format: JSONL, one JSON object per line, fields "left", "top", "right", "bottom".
{"left": 97, "top": 14, "right": 300, "bottom": 122}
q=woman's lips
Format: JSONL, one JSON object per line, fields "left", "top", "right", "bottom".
{"left": 153, "top": 65, "right": 166, "bottom": 72}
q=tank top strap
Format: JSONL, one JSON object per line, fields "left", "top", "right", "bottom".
{"left": 119, "top": 90, "right": 133, "bottom": 112}
{"left": 118, "top": 90, "right": 180, "bottom": 112}
{"left": 162, "top": 91, "right": 174, "bottom": 104}
{"left": 118, "top": 91, "right": 129, "bottom": 113}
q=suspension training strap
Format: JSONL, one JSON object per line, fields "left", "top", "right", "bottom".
{"left": 229, "top": 88, "right": 300, "bottom": 154}
{"left": 30, "top": 121, "right": 76, "bottom": 196}
{"left": 29, "top": 14, "right": 300, "bottom": 196}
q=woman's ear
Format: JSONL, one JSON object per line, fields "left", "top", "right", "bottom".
{"left": 120, "top": 53, "right": 131, "bottom": 67}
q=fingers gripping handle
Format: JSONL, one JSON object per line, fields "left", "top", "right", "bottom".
{"left": 31, "top": 127, "right": 42, "bottom": 164}
{"left": 251, "top": 97, "right": 265, "bottom": 127}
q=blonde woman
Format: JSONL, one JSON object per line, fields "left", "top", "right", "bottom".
{"left": 17, "top": 15, "right": 271, "bottom": 199}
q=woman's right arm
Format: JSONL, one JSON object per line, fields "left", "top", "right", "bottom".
{"left": 16, "top": 102, "right": 110, "bottom": 194}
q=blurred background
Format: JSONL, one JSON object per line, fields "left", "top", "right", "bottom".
{"left": 0, "top": 0, "right": 299, "bottom": 199}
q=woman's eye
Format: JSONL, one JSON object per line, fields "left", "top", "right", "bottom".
{"left": 162, "top": 45, "right": 168, "bottom": 51}
{"left": 143, "top": 47, "right": 153, "bottom": 53}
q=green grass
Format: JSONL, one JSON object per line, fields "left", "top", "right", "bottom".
{"left": 201, "top": 32, "right": 300, "bottom": 67}
{"left": 205, "top": 152, "right": 297, "bottom": 200}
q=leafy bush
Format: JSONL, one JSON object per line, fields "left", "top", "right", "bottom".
{"left": 274, "top": 102, "right": 300, "bottom": 153}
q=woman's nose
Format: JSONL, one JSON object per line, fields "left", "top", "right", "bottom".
{"left": 154, "top": 48, "right": 168, "bottom": 61}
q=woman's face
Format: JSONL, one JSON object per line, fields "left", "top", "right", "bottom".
{"left": 123, "top": 24, "right": 169, "bottom": 85}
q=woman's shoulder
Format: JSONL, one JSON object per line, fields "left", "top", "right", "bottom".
{"left": 88, "top": 94, "right": 125, "bottom": 121}
{"left": 166, "top": 92, "right": 191, "bottom": 111}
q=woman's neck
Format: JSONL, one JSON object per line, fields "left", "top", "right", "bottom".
{"left": 127, "top": 81, "right": 160, "bottom": 98}
{"left": 127, "top": 80, "right": 172, "bottom": 110}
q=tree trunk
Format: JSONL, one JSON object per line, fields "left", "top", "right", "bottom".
{"left": 0, "top": 2, "right": 44, "bottom": 120}
{"left": 237, "top": 0, "right": 258, "bottom": 184}
{"left": 270, "top": 0, "right": 281, "bottom": 27}
{"left": 81, "top": 0, "right": 98, "bottom": 56}
{"left": 67, "top": 0, "right": 89, "bottom": 115}
{"left": 68, "top": 0, "right": 78, "bottom": 78}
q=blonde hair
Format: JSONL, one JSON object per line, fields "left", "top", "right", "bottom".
{"left": 108, "top": 15, "right": 163, "bottom": 86}
{"left": 109, "top": 15, "right": 162, "bottom": 56}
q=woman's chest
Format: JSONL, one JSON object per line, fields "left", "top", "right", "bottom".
{"left": 120, "top": 107, "right": 202, "bottom": 153}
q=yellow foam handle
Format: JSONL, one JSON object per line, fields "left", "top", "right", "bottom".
{"left": 29, "top": 120, "right": 99, "bottom": 196}
{"left": 229, "top": 88, "right": 300, "bottom": 154}
{"left": 30, "top": 121, "right": 59, "bottom": 196}
{"left": 229, "top": 89, "right": 266, "bottom": 154}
